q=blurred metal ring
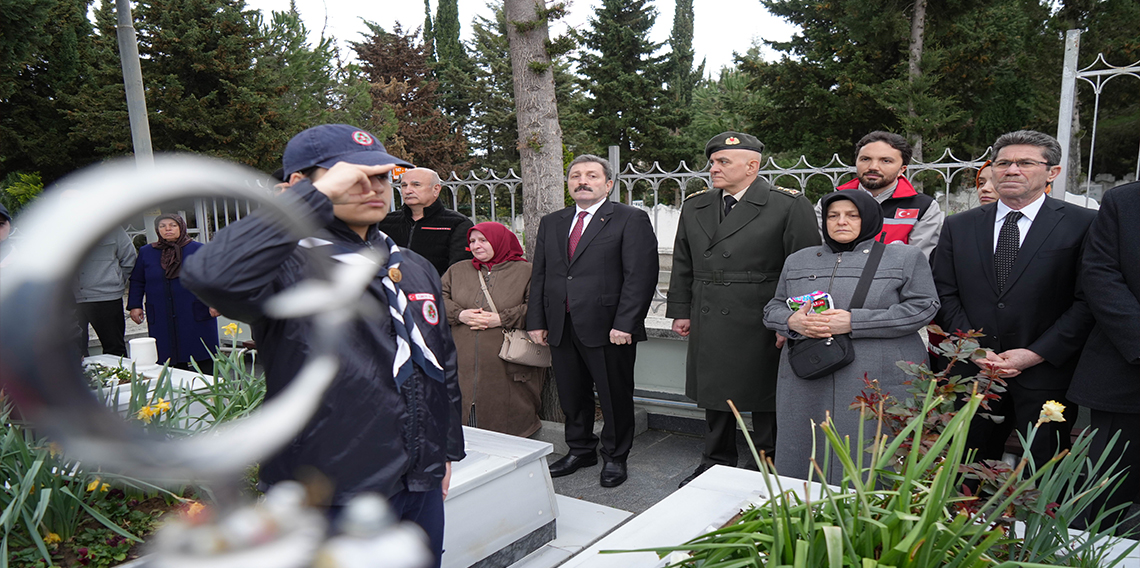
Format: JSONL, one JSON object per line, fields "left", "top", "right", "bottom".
{"left": 0, "top": 155, "right": 355, "bottom": 483}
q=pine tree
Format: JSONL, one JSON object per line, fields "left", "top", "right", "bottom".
{"left": 352, "top": 22, "right": 469, "bottom": 173}
{"left": 258, "top": 7, "right": 371, "bottom": 156}
{"left": 576, "top": 0, "right": 677, "bottom": 168}
{"left": 468, "top": 0, "right": 585, "bottom": 175}
{"left": 0, "top": 0, "right": 100, "bottom": 183}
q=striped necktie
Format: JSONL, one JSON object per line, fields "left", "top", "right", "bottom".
{"left": 298, "top": 234, "right": 444, "bottom": 390}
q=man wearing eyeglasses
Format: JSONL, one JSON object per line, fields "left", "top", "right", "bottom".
{"left": 931, "top": 130, "right": 1097, "bottom": 468}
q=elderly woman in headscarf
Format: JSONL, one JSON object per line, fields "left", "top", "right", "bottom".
{"left": 127, "top": 214, "right": 219, "bottom": 372}
{"left": 441, "top": 221, "right": 542, "bottom": 437}
{"left": 763, "top": 190, "right": 940, "bottom": 484}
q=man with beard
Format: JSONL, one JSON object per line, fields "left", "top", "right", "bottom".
{"left": 816, "top": 131, "right": 943, "bottom": 258}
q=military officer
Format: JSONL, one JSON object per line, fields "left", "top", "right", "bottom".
{"left": 668, "top": 131, "right": 820, "bottom": 487}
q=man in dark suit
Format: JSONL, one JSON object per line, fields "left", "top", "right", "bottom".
{"left": 527, "top": 154, "right": 658, "bottom": 488}
{"left": 1067, "top": 181, "right": 1140, "bottom": 529}
{"left": 932, "top": 130, "right": 1096, "bottom": 468}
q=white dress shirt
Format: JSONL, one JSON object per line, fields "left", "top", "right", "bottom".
{"left": 993, "top": 192, "right": 1047, "bottom": 252}
{"left": 568, "top": 200, "right": 606, "bottom": 237}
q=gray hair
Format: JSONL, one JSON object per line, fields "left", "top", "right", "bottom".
{"left": 566, "top": 154, "right": 614, "bottom": 182}
{"left": 992, "top": 130, "right": 1062, "bottom": 166}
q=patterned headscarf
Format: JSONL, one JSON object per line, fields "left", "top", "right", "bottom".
{"left": 468, "top": 222, "right": 526, "bottom": 270}
{"left": 151, "top": 214, "right": 193, "bottom": 279}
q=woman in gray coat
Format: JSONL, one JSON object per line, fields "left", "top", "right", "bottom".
{"left": 763, "top": 190, "right": 939, "bottom": 484}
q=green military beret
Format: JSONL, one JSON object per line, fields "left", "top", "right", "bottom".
{"left": 705, "top": 131, "right": 765, "bottom": 158}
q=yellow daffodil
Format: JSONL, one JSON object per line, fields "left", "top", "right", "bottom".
{"left": 48, "top": 442, "right": 62, "bottom": 457}
{"left": 222, "top": 323, "right": 238, "bottom": 337}
{"left": 1038, "top": 400, "right": 1067, "bottom": 425}
{"left": 44, "top": 532, "right": 61, "bottom": 545}
{"left": 86, "top": 478, "right": 109, "bottom": 492}
{"left": 137, "top": 398, "right": 172, "bottom": 423}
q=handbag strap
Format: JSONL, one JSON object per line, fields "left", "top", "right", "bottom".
{"left": 476, "top": 270, "right": 499, "bottom": 313}
{"left": 848, "top": 240, "right": 885, "bottom": 310}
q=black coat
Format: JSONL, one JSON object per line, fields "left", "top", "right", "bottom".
{"left": 182, "top": 181, "right": 464, "bottom": 503}
{"left": 1068, "top": 182, "right": 1140, "bottom": 413}
{"left": 526, "top": 200, "right": 658, "bottom": 347}
{"left": 932, "top": 196, "right": 1097, "bottom": 391}
{"left": 378, "top": 199, "right": 474, "bottom": 276}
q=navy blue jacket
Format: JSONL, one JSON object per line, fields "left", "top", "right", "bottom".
{"left": 127, "top": 242, "right": 218, "bottom": 365}
{"left": 182, "top": 181, "right": 464, "bottom": 503}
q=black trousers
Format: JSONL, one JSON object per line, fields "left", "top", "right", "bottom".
{"left": 966, "top": 379, "right": 1075, "bottom": 470}
{"left": 703, "top": 409, "right": 776, "bottom": 467}
{"left": 1082, "top": 409, "right": 1140, "bottom": 533}
{"left": 76, "top": 299, "right": 127, "bottom": 357}
{"left": 550, "top": 311, "right": 637, "bottom": 463}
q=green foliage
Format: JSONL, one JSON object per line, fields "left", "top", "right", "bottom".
{"left": 433, "top": 0, "right": 475, "bottom": 129}
{"left": 5, "top": 348, "right": 267, "bottom": 567}
{"left": 611, "top": 329, "right": 1139, "bottom": 566}
{"left": 0, "top": 172, "right": 45, "bottom": 217}
{"left": 352, "top": 23, "right": 470, "bottom": 173}
{"left": 575, "top": 0, "right": 688, "bottom": 169}
{"left": 0, "top": 0, "right": 101, "bottom": 184}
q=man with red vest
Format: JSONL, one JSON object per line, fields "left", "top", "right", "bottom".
{"left": 815, "top": 131, "right": 943, "bottom": 258}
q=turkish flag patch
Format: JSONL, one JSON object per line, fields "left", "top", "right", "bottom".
{"left": 895, "top": 208, "right": 920, "bottom": 219}
{"left": 409, "top": 293, "right": 435, "bottom": 302}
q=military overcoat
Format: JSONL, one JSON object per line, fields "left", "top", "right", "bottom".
{"left": 666, "top": 177, "right": 820, "bottom": 412}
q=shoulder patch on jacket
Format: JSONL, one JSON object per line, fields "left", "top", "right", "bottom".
{"left": 773, "top": 185, "right": 801, "bottom": 197}
{"left": 684, "top": 189, "right": 710, "bottom": 201}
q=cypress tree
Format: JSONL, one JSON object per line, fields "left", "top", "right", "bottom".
{"left": 576, "top": 0, "right": 676, "bottom": 168}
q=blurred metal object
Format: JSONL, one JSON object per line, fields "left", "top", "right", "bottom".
{"left": 0, "top": 154, "right": 431, "bottom": 567}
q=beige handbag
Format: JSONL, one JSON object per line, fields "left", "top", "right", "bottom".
{"left": 477, "top": 271, "right": 552, "bottom": 368}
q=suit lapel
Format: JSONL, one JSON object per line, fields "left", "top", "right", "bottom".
{"left": 1001, "top": 197, "right": 1063, "bottom": 295}
{"left": 555, "top": 208, "right": 574, "bottom": 265}
{"left": 569, "top": 200, "right": 614, "bottom": 266}
{"left": 975, "top": 203, "right": 999, "bottom": 295}
{"left": 710, "top": 180, "right": 769, "bottom": 246}
{"left": 695, "top": 193, "right": 719, "bottom": 241}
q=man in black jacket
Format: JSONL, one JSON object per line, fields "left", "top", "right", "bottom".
{"left": 1067, "top": 181, "right": 1140, "bottom": 530}
{"left": 932, "top": 130, "right": 1095, "bottom": 469}
{"left": 182, "top": 124, "right": 464, "bottom": 567}
{"left": 379, "top": 167, "right": 474, "bottom": 275}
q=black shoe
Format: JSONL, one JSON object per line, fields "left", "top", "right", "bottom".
{"left": 600, "top": 461, "right": 627, "bottom": 487}
{"left": 548, "top": 453, "right": 598, "bottom": 478}
{"left": 678, "top": 463, "right": 715, "bottom": 488}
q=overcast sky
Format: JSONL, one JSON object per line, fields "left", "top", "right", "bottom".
{"left": 242, "top": 0, "right": 798, "bottom": 75}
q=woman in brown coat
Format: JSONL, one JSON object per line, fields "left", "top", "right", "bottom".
{"left": 441, "top": 222, "right": 543, "bottom": 437}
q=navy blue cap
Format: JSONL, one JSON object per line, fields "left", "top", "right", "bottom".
{"left": 282, "top": 124, "right": 413, "bottom": 177}
{"left": 0, "top": 203, "right": 10, "bottom": 222}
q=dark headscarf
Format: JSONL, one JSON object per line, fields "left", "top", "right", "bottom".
{"left": 151, "top": 213, "right": 193, "bottom": 279}
{"left": 468, "top": 222, "right": 525, "bottom": 270}
{"left": 819, "top": 190, "right": 884, "bottom": 253}
{"left": 0, "top": 202, "right": 11, "bottom": 224}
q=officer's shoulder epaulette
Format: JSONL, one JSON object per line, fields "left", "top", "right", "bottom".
{"left": 684, "top": 189, "right": 710, "bottom": 202}
{"left": 772, "top": 185, "right": 802, "bottom": 197}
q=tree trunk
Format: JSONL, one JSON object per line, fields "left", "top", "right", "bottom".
{"left": 907, "top": 0, "right": 927, "bottom": 170}
{"left": 504, "top": 0, "right": 565, "bottom": 422}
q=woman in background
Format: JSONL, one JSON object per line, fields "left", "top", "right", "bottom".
{"left": 976, "top": 160, "right": 998, "bottom": 205}
{"left": 441, "top": 222, "right": 542, "bottom": 437}
{"left": 128, "top": 214, "right": 219, "bottom": 372}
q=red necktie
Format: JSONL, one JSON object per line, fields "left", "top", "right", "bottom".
{"left": 566, "top": 211, "right": 588, "bottom": 312}
{"left": 568, "top": 211, "right": 588, "bottom": 258}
